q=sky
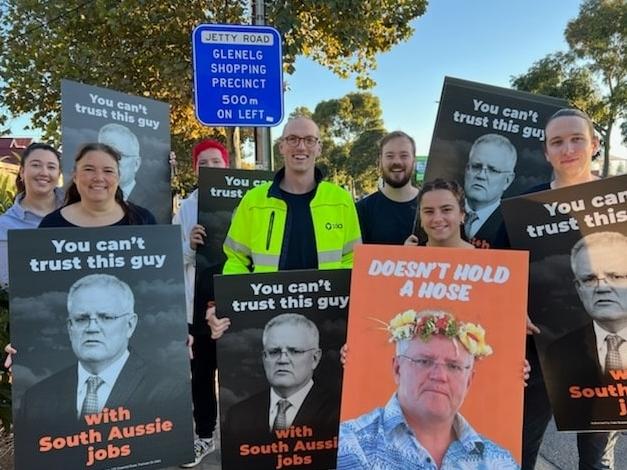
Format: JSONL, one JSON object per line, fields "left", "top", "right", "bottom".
{"left": 6, "top": 0, "right": 627, "bottom": 158}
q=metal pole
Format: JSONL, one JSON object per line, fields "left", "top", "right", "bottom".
{"left": 253, "top": 0, "right": 271, "bottom": 170}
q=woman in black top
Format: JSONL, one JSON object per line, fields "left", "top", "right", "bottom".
{"left": 40, "top": 142, "right": 155, "bottom": 227}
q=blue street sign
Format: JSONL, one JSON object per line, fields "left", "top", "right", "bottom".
{"left": 192, "top": 24, "right": 284, "bottom": 127}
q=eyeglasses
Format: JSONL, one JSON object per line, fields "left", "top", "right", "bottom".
{"left": 574, "top": 273, "right": 627, "bottom": 289}
{"left": 282, "top": 135, "right": 319, "bottom": 148}
{"left": 68, "top": 312, "right": 132, "bottom": 329}
{"left": 466, "top": 162, "right": 511, "bottom": 177}
{"left": 263, "top": 347, "right": 317, "bottom": 360}
{"left": 398, "top": 355, "right": 471, "bottom": 375}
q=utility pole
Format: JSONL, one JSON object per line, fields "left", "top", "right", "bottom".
{"left": 253, "top": 0, "right": 272, "bottom": 170}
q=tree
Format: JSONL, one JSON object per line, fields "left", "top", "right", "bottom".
{"left": 312, "top": 92, "right": 385, "bottom": 195}
{"left": 0, "top": 0, "right": 427, "bottom": 177}
{"left": 511, "top": 0, "right": 626, "bottom": 176}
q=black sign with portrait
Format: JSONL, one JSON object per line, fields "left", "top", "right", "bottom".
{"left": 503, "top": 175, "right": 627, "bottom": 431}
{"left": 9, "top": 225, "right": 193, "bottom": 469}
{"left": 423, "top": 77, "right": 567, "bottom": 249}
{"left": 214, "top": 269, "right": 350, "bottom": 470}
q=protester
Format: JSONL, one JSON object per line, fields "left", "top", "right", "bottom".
{"left": 0, "top": 143, "right": 64, "bottom": 286}
{"left": 357, "top": 131, "right": 419, "bottom": 244}
{"left": 404, "top": 179, "right": 473, "bottom": 249}
{"left": 338, "top": 309, "right": 518, "bottom": 469}
{"left": 172, "top": 139, "right": 229, "bottom": 468}
{"left": 522, "top": 108, "right": 619, "bottom": 470}
{"left": 207, "top": 116, "right": 361, "bottom": 339}
{"left": 39, "top": 142, "right": 155, "bottom": 227}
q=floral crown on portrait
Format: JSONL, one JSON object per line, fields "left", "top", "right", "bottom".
{"left": 377, "top": 309, "right": 493, "bottom": 358}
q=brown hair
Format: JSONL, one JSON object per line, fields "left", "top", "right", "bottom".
{"left": 545, "top": 108, "right": 595, "bottom": 140}
{"left": 418, "top": 178, "right": 465, "bottom": 212}
{"left": 15, "top": 143, "right": 61, "bottom": 194}
{"left": 379, "top": 131, "right": 416, "bottom": 158}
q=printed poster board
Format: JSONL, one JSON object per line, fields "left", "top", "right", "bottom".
{"left": 61, "top": 79, "right": 172, "bottom": 223}
{"left": 194, "top": 168, "right": 273, "bottom": 315}
{"left": 341, "top": 244, "right": 528, "bottom": 462}
{"left": 423, "top": 76, "right": 567, "bottom": 249}
{"left": 214, "top": 269, "right": 349, "bottom": 470}
{"left": 9, "top": 225, "right": 193, "bottom": 469}
{"left": 503, "top": 175, "right": 627, "bottom": 431}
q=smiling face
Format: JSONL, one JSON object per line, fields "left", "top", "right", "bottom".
{"left": 544, "top": 115, "right": 599, "bottom": 182}
{"left": 73, "top": 150, "right": 120, "bottom": 204}
{"left": 262, "top": 322, "right": 321, "bottom": 398}
{"left": 464, "top": 141, "right": 515, "bottom": 210}
{"left": 279, "top": 117, "right": 321, "bottom": 177}
{"left": 419, "top": 189, "right": 464, "bottom": 246}
{"left": 394, "top": 335, "right": 474, "bottom": 425}
{"left": 573, "top": 241, "right": 627, "bottom": 332}
{"left": 380, "top": 136, "right": 415, "bottom": 188}
{"left": 67, "top": 284, "right": 137, "bottom": 374}
{"left": 20, "top": 149, "right": 61, "bottom": 197}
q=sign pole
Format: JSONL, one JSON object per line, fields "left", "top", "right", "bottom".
{"left": 253, "top": 0, "right": 272, "bottom": 170}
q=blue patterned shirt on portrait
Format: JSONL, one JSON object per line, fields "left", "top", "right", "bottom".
{"left": 337, "top": 394, "right": 520, "bottom": 470}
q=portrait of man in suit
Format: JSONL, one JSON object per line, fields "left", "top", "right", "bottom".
{"left": 463, "top": 133, "right": 517, "bottom": 249}
{"left": 98, "top": 123, "right": 142, "bottom": 200}
{"left": 545, "top": 231, "right": 627, "bottom": 431}
{"left": 16, "top": 273, "right": 190, "bottom": 468}
{"left": 221, "top": 313, "right": 340, "bottom": 469}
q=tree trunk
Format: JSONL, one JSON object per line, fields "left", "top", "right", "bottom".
{"left": 602, "top": 121, "right": 612, "bottom": 177}
{"left": 225, "top": 127, "right": 241, "bottom": 169}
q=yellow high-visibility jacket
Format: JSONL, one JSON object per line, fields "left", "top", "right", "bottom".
{"left": 223, "top": 169, "right": 361, "bottom": 273}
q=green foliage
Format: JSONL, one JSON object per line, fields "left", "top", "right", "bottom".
{"left": 0, "top": 172, "right": 17, "bottom": 213}
{"left": 511, "top": 0, "right": 627, "bottom": 176}
{"left": 312, "top": 92, "right": 385, "bottom": 194}
{"left": 0, "top": 0, "right": 427, "bottom": 144}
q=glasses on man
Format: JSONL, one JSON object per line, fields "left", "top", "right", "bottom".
{"left": 263, "top": 347, "right": 317, "bottom": 360}
{"left": 574, "top": 273, "right": 627, "bottom": 289}
{"left": 68, "top": 312, "right": 132, "bottom": 329}
{"left": 398, "top": 355, "right": 472, "bottom": 375}
{"left": 283, "top": 135, "right": 319, "bottom": 148}
{"left": 466, "top": 162, "right": 511, "bottom": 177}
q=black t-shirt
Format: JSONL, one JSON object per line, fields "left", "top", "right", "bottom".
{"left": 39, "top": 204, "right": 157, "bottom": 227}
{"left": 278, "top": 188, "right": 318, "bottom": 270}
{"left": 356, "top": 191, "right": 418, "bottom": 245}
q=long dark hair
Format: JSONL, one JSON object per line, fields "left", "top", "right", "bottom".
{"left": 65, "top": 143, "right": 141, "bottom": 224}
{"left": 15, "top": 143, "right": 62, "bottom": 194}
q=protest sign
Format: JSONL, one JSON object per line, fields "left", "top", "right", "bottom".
{"left": 61, "top": 79, "right": 172, "bottom": 223}
{"left": 423, "top": 77, "right": 567, "bottom": 248}
{"left": 9, "top": 225, "right": 193, "bottom": 469}
{"left": 340, "top": 244, "right": 528, "bottom": 462}
{"left": 214, "top": 269, "right": 349, "bottom": 470}
{"left": 193, "top": 168, "right": 273, "bottom": 325}
{"left": 503, "top": 175, "right": 627, "bottom": 431}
